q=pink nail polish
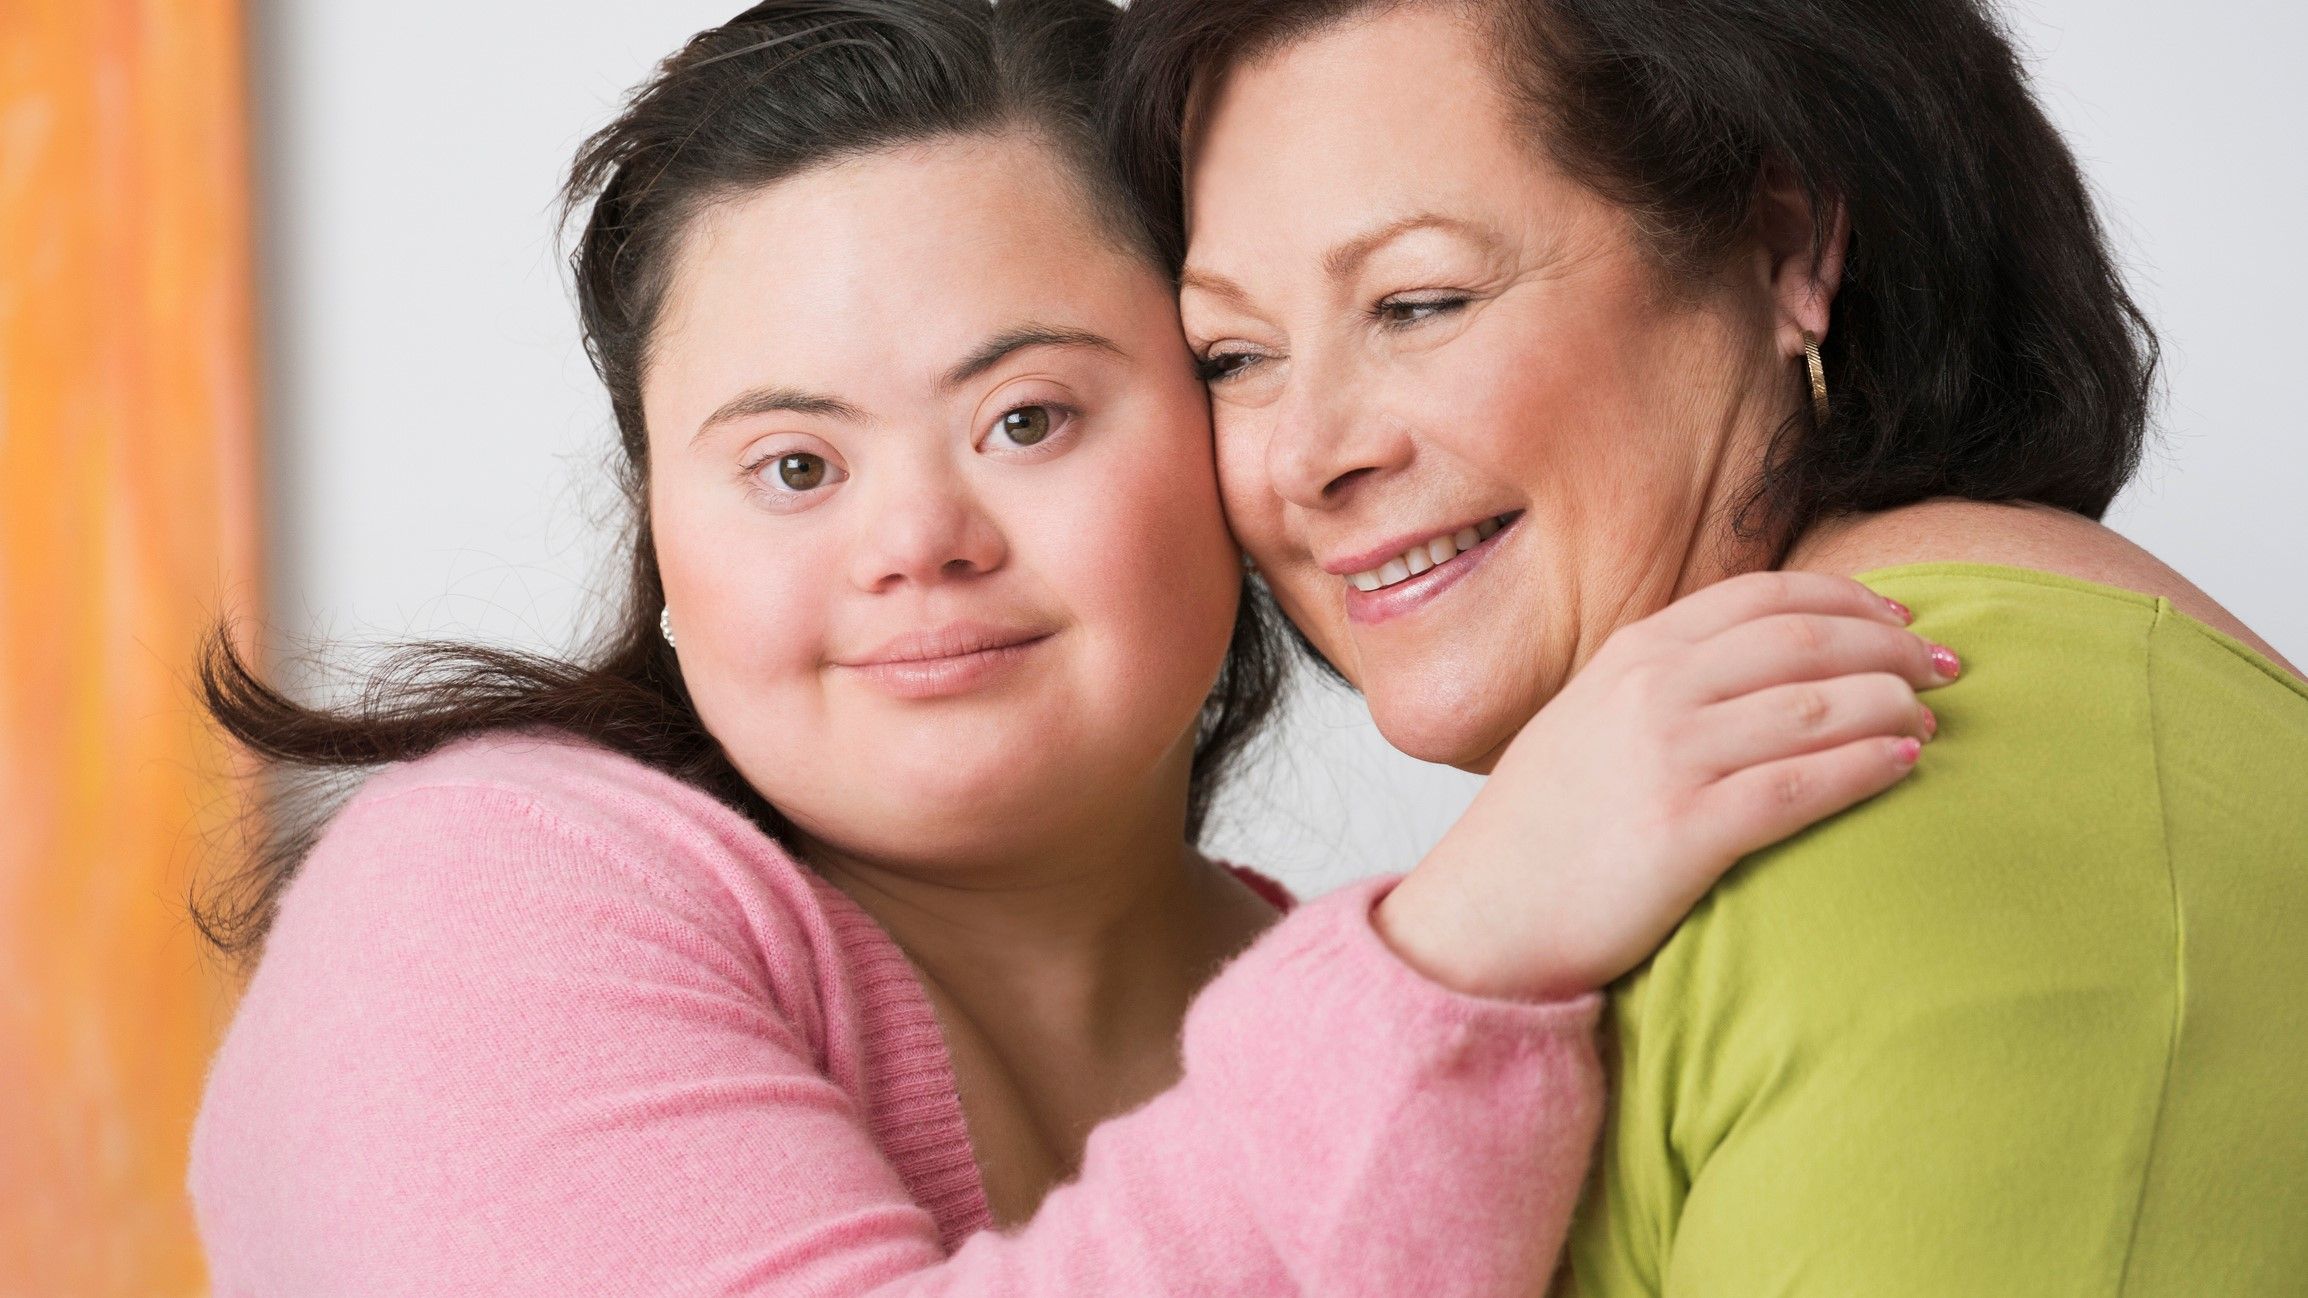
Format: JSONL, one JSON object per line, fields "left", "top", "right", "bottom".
{"left": 1894, "top": 737, "right": 1924, "bottom": 765}
{"left": 1920, "top": 706, "right": 1938, "bottom": 740}
{"left": 1881, "top": 596, "right": 1914, "bottom": 624}
{"left": 1930, "top": 645, "right": 1961, "bottom": 679}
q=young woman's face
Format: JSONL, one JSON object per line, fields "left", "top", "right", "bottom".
{"left": 1180, "top": 6, "right": 1787, "bottom": 772}
{"left": 644, "top": 133, "right": 1241, "bottom": 870}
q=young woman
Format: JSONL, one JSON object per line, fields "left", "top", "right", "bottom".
{"left": 188, "top": 3, "right": 1952, "bottom": 1293}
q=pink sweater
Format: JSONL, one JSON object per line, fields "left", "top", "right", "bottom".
{"left": 189, "top": 731, "right": 1602, "bottom": 1296}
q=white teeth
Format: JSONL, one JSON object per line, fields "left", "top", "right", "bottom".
{"left": 1345, "top": 515, "right": 1513, "bottom": 593}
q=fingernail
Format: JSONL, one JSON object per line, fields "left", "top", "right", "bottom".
{"left": 1880, "top": 596, "right": 1914, "bottom": 624}
{"left": 1920, "top": 705, "right": 1938, "bottom": 741}
{"left": 1894, "top": 737, "right": 1924, "bottom": 766}
{"left": 1930, "top": 644, "right": 1961, "bottom": 680}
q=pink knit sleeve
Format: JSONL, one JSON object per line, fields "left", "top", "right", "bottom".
{"left": 190, "top": 781, "right": 1602, "bottom": 1298}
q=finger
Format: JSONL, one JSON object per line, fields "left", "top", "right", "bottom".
{"left": 1677, "top": 612, "right": 1957, "bottom": 704}
{"left": 1688, "top": 673, "right": 1933, "bottom": 778}
{"left": 1635, "top": 570, "right": 1913, "bottom": 646}
{"left": 1688, "top": 734, "right": 1925, "bottom": 865}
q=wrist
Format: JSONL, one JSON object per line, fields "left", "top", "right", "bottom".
{"left": 1374, "top": 855, "right": 1599, "bottom": 1004}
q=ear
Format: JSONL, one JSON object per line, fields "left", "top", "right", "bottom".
{"left": 1753, "top": 159, "right": 1849, "bottom": 359}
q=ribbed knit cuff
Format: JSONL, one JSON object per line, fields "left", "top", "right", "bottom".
{"left": 1175, "top": 871, "right": 1605, "bottom": 1298}
{"left": 1202, "top": 872, "right": 1603, "bottom": 1039}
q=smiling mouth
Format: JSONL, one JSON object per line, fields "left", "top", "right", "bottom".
{"left": 1344, "top": 513, "right": 1520, "bottom": 592}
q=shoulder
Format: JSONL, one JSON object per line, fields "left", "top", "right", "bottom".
{"left": 353, "top": 727, "right": 762, "bottom": 860}
{"left": 273, "top": 729, "right": 837, "bottom": 993}
{"left": 1791, "top": 498, "right": 2297, "bottom": 675}
{"left": 190, "top": 734, "right": 884, "bottom": 1284}
{"left": 213, "top": 730, "right": 857, "bottom": 1127}
{"left": 335, "top": 729, "right": 789, "bottom": 894}
{"left": 1622, "top": 566, "right": 2179, "bottom": 1043}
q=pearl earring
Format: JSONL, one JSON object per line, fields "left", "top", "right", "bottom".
{"left": 659, "top": 606, "right": 677, "bottom": 648}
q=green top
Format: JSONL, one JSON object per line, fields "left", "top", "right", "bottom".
{"left": 1568, "top": 563, "right": 2308, "bottom": 1296}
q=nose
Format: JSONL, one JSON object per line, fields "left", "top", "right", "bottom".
{"left": 1263, "top": 352, "right": 1412, "bottom": 511}
{"left": 847, "top": 457, "right": 1008, "bottom": 592}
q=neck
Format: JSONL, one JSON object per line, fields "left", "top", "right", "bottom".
{"left": 802, "top": 752, "right": 1262, "bottom": 1056}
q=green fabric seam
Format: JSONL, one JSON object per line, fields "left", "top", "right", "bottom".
{"left": 2114, "top": 598, "right": 2188, "bottom": 1297}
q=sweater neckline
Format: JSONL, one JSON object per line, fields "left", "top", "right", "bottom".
{"left": 801, "top": 863, "right": 1296, "bottom": 1251}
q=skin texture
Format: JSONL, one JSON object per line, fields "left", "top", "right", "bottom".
{"left": 642, "top": 132, "right": 1275, "bottom": 1223}
{"left": 1180, "top": 4, "right": 2294, "bottom": 773}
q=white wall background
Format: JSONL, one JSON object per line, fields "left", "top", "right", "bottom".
{"left": 254, "top": 0, "right": 2307, "bottom": 900}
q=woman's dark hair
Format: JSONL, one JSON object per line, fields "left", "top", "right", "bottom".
{"left": 194, "top": 0, "right": 1286, "bottom": 961}
{"left": 1107, "top": 0, "right": 2160, "bottom": 545}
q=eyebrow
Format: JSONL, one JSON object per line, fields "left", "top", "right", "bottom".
{"left": 939, "top": 324, "right": 1124, "bottom": 392}
{"left": 1179, "top": 213, "right": 1498, "bottom": 306}
{"left": 1178, "top": 265, "right": 1253, "bottom": 306}
{"left": 1325, "top": 213, "right": 1496, "bottom": 279}
{"left": 691, "top": 324, "right": 1124, "bottom": 446}
{"left": 694, "top": 387, "right": 864, "bottom": 443}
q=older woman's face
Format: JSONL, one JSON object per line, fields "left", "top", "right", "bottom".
{"left": 1182, "top": 5, "right": 1791, "bottom": 770}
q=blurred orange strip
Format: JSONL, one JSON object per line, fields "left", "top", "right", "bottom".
{"left": 0, "top": 1, "right": 259, "bottom": 1293}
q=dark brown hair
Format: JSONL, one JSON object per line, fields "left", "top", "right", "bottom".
{"left": 1106, "top": 0, "right": 2159, "bottom": 546}
{"left": 195, "top": 0, "right": 1286, "bottom": 961}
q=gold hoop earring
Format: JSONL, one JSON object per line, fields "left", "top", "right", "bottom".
{"left": 1801, "top": 329, "right": 1830, "bottom": 426}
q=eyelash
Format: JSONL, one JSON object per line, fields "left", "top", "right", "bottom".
{"left": 738, "top": 448, "right": 846, "bottom": 502}
{"left": 1196, "top": 294, "right": 1473, "bottom": 384}
{"left": 981, "top": 401, "right": 1079, "bottom": 453}
{"left": 1372, "top": 293, "right": 1471, "bottom": 328}
{"left": 1196, "top": 351, "right": 1261, "bottom": 384}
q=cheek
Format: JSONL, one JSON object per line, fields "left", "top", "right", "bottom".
{"left": 1212, "top": 401, "right": 1355, "bottom": 666}
{"left": 1440, "top": 307, "right": 1615, "bottom": 484}
{"left": 1042, "top": 401, "right": 1243, "bottom": 722}
{"left": 1212, "top": 404, "right": 1286, "bottom": 562}
{"left": 652, "top": 491, "right": 834, "bottom": 747}
{"left": 1092, "top": 407, "right": 1239, "bottom": 640}
{"left": 1434, "top": 299, "right": 1706, "bottom": 562}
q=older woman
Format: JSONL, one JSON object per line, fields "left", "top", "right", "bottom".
{"left": 1110, "top": 0, "right": 2308, "bottom": 1293}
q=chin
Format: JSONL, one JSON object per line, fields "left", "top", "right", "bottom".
{"left": 1363, "top": 672, "right": 1530, "bottom": 773}
{"left": 794, "top": 752, "right": 1085, "bottom": 867}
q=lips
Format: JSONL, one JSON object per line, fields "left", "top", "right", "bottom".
{"left": 1340, "top": 514, "right": 1514, "bottom": 592}
{"left": 1337, "top": 511, "right": 1521, "bottom": 626}
{"left": 835, "top": 622, "right": 1055, "bottom": 700}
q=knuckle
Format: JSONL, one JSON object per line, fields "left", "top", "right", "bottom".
{"left": 1601, "top": 620, "right": 1652, "bottom": 662}
{"left": 1744, "top": 570, "right": 1798, "bottom": 615}
{"left": 1618, "top": 659, "right": 1669, "bottom": 712}
{"left": 1770, "top": 766, "right": 1812, "bottom": 810}
{"left": 1787, "top": 684, "right": 1833, "bottom": 734}
{"left": 1781, "top": 615, "right": 1829, "bottom": 657}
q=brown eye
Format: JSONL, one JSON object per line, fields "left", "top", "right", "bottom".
{"left": 775, "top": 453, "right": 827, "bottom": 490}
{"left": 996, "top": 406, "right": 1052, "bottom": 447}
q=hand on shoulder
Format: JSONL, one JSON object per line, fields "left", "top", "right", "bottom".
{"left": 1377, "top": 570, "right": 1956, "bottom": 1001}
